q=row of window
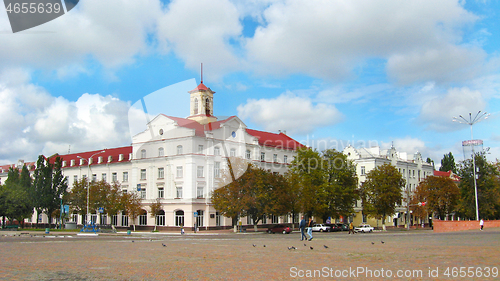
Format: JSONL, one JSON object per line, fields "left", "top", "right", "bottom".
{"left": 136, "top": 185, "right": 205, "bottom": 200}
{"left": 359, "top": 166, "right": 427, "bottom": 181}
{"left": 74, "top": 172, "right": 129, "bottom": 183}
{"left": 139, "top": 146, "right": 289, "bottom": 164}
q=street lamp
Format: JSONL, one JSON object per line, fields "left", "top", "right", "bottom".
{"left": 453, "top": 111, "right": 489, "bottom": 221}
{"left": 77, "top": 150, "right": 106, "bottom": 226}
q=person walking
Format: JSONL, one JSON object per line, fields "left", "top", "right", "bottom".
{"left": 348, "top": 222, "right": 354, "bottom": 235}
{"left": 307, "top": 217, "right": 314, "bottom": 241}
{"left": 480, "top": 219, "right": 484, "bottom": 231}
{"left": 299, "top": 216, "right": 307, "bottom": 241}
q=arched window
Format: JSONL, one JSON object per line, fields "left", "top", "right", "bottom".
{"left": 141, "top": 149, "right": 146, "bottom": 159}
{"left": 157, "top": 210, "right": 165, "bottom": 226}
{"left": 177, "top": 145, "right": 183, "bottom": 155}
{"left": 205, "top": 98, "right": 210, "bottom": 116}
{"left": 246, "top": 150, "right": 251, "bottom": 159}
{"left": 175, "top": 210, "right": 184, "bottom": 226}
{"left": 139, "top": 209, "right": 147, "bottom": 225}
{"left": 158, "top": 147, "right": 164, "bottom": 157}
{"left": 194, "top": 98, "right": 198, "bottom": 114}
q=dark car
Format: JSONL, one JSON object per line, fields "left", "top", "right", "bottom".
{"left": 325, "top": 223, "right": 342, "bottom": 232}
{"left": 267, "top": 224, "right": 292, "bottom": 234}
{"left": 336, "top": 223, "right": 349, "bottom": 231}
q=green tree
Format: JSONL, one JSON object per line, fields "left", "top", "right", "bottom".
{"left": 2, "top": 166, "right": 34, "bottom": 228}
{"left": 412, "top": 176, "right": 459, "bottom": 220}
{"left": 45, "top": 156, "right": 68, "bottom": 227}
{"left": 361, "top": 163, "right": 405, "bottom": 226}
{"left": 315, "top": 149, "right": 359, "bottom": 222}
{"left": 457, "top": 153, "right": 500, "bottom": 220}
{"left": 66, "top": 178, "right": 88, "bottom": 215}
{"left": 439, "top": 152, "right": 457, "bottom": 173}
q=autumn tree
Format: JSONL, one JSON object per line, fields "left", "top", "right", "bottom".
{"left": 412, "top": 176, "right": 459, "bottom": 220}
{"left": 361, "top": 163, "right": 404, "bottom": 226}
{"left": 457, "top": 153, "right": 500, "bottom": 220}
{"left": 122, "top": 191, "right": 142, "bottom": 231}
{"left": 439, "top": 152, "right": 457, "bottom": 173}
{"left": 149, "top": 198, "right": 163, "bottom": 231}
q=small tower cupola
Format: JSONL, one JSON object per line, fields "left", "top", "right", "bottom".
{"left": 187, "top": 65, "right": 217, "bottom": 124}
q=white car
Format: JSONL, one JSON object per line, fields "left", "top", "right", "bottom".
{"left": 311, "top": 224, "right": 329, "bottom": 232}
{"left": 354, "top": 224, "right": 374, "bottom": 233}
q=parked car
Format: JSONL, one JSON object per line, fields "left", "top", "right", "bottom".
{"left": 325, "top": 223, "right": 342, "bottom": 232}
{"left": 267, "top": 224, "right": 292, "bottom": 234}
{"left": 337, "top": 223, "right": 349, "bottom": 231}
{"left": 311, "top": 224, "right": 329, "bottom": 232}
{"left": 354, "top": 224, "right": 374, "bottom": 233}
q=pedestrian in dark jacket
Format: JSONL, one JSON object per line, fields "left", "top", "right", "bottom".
{"left": 299, "top": 216, "right": 307, "bottom": 241}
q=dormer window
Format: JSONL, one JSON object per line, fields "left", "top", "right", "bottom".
{"left": 205, "top": 98, "right": 210, "bottom": 116}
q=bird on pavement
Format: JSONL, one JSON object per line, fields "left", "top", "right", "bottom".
{"left": 323, "top": 245, "right": 329, "bottom": 249}
{"left": 304, "top": 244, "right": 307, "bottom": 247}
{"left": 371, "top": 242, "right": 375, "bottom": 245}
{"left": 310, "top": 246, "right": 314, "bottom": 250}
{"left": 252, "top": 244, "right": 256, "bottom": 247}
{"left": 162, "top": 243, "right": 166, "bottom": 247}
{"left": 381, "top": 241, "right": 385, "bottom": 244}
{"left": 263, "top": 245, "right": 266, "bottom": 247}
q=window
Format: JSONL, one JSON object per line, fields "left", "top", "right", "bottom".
{"left": 197, "top": 166, "right": 204, "bottom": 178}
{"left": 176, "top": 166, "right": 183, "bottom": 178}
{"left": 139, "top": 210, "right": 147, "bottom": 225}
{"left": 271, "top": 214, "right": 278, "bottom": 224}
{"left": 196, "top": 210, "right": 204, "bottom": 227}
{"left": 102, "top": 173, "right": 107, "bottom": 182}
{"left": 121, "top": 212, "right": 128, "bottom": 226}
{"left": 112, "top": 215, "right": 118, "bottom": 226}
{"left": 158, "top": 147, "right": 164, "bottom": 157}
{"left": 123, "top": 172, "right": 128, "bottom": 182}
{"left": 216, "top": 212, "right": 221, "bottom": 227}
{"left": 361, "top": 166, "right": 366, "bottom": 175}
{"left": 230, "top": 148, "right": 236, "bottom": 157}
{"left": 418, "top": 170, "right": 421, "bottom": 181}
{"left": 214, "top": 146, "right": 220, "bottom": 156}
{"left": 214, "top": 162, "right": 220, "bottom": 178}
{"left": 197, "top": 186, "right": 204, "bottom": 198}
{"left": 198, "top": 145, "right": 204, "bottom": 154}
{"left": 260, "top": 152, "right": 265, "bottom": 161}
{"left": 176, "top": 186, "right": 183, "bottom": 198}
{"left": 413, "top": 170, "right": 415, "bottom": 178}
{"left": 262, "top": 215, "right": 267, "bottom": 224}
{"left": 194, "top": 98, "right": 198, "bottom": 114}
{"left": 92, "top": 174, "right": 97, "bottom": 182}
{"left": 140, "top": 169, "right": 146, "bottom": 180}
{"left": 158, "top": 186, "right": 164, "bottom": 198}
{"left": 140, "top": 188, "right": 146, "bottom": 199}
{"left": 284, "top": 155, "right": 288, "bottom": 164}
{"left": 73, "top": 175, "right": 78, "bottom": 183}
{"left": 141, "top": 149, "right": 146, "bottom": 159}
{"left": 157, "top": 210, "right": 165, "bottom": 226}
{"left": 246, "top": 150, "right": 251, "bottom": 159}
{"left": 112, "top": 172, "right": 117, "bottom": 182}
{"left": 177, "top": 145, "right": 183, "bottom": 155}
{"left": 273, "top": 154, "right": 278, "bottom": 163}
{"left": 175, "top": 210, "right": 184, "bottom": 226}
{"left": 158, "top": 167, "right": 164, "bottom": 179}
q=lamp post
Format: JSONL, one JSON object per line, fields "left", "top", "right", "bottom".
{"left": 77, "top": 150, "right": 106, "bottom": 226}
{"left": 453, "top": 111, "right": 489, "bottom": 221}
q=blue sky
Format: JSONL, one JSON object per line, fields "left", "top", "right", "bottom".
{"left": 1, "top": 0, "right": 500, "bottom": 167}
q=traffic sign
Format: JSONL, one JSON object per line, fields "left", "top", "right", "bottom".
{"left": 194, "top": 212, "right": 198, "bottom": 217}
{"left": 98, "top": 207, "right": 104, "bottom": 213}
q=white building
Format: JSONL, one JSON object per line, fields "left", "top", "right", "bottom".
{"left": 1, "top": 81, "right": 303, "bottom": 230}
{"left": 343, "top": 145, "right": 434, "bottom": 227}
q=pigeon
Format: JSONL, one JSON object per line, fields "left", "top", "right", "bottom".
{"left": 288, "top": 246, "right": 295, "bottom": 250}
{"left": 381, "top": 241, "right": 385, "bottom": 244}
{"left": 263, "top": 245, "right": 266, "bottom": 247}
{"left": 252, "top": 244, "right": 256, "bottom": 247}
{"left": 162, "top": 243, "right": 166, "bottom": 247}
{"left": 132, "top": 240, "right": 134, "bottom": 243}
{"left": 371, "top": 242, "right": 374, "bottom": 245}
{"left": 310, "top": 246, "right": 314, "bottom": 250}
{"left": 323, "top": 245, "right": 329, "bottom": 249}
{"left": 304, "top": 244, "right": 307, "bottom": 247}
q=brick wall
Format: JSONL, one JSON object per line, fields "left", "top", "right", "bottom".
{"left": 433, "top": 219, "right": 500, "bottom": 233}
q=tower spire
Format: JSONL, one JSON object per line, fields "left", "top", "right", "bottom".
{"left": 201, "top": 63, "right": 203, "bottom": 84}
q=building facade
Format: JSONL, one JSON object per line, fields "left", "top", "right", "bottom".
{"left": 343, "top": 145, "right": 434, "bottom": 228}
{"left": 1, "top": 82, "right": 303, "bottom": 230}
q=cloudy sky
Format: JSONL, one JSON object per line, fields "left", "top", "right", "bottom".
{"left": 1, "top": 0, "right": 499, "bottom": 167}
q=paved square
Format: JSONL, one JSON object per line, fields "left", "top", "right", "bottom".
{"left": 0, "top": 228, "right": 499, "bottom": 280}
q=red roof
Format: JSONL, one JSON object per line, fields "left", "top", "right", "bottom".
{"left": 48, "top": 146, "right": 133, "bottom": 168}
{"left": 189, "top": 82, "right": 214, "bottom": 93}
{"left": 246, "top": 129, "right": 304, "bottom": 150}
{"left": 433, "top": 170, "right": 460, "bottom": 182}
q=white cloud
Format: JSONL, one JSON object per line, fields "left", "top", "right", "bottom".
{"left": 0, "top": 69, "right": 132, "bottom": 164}
{"left": 419, "top": 87, "right": 486, "bottom": 132}
{"left": 237, "top": 91, "right": 343, "bottom": 134}
{"left": 0, "top": 0, "right": 161, "bottom": 73}
{"left": 244, "top": 0, "right": 484, "bottom": 83}
{"left": 157, "top": 0, "right": 242, "bottom": 80}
